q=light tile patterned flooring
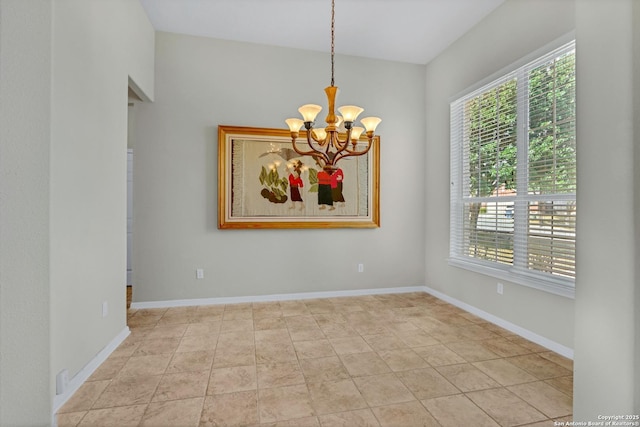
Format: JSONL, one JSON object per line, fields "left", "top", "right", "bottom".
{"left": 57, "top": 292, "right": 573, "bottom": 426}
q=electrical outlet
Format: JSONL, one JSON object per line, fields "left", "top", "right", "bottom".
{"left": 358, "top": 263, "right": 364, "bottom": 273}
{"left": 102, "top": 301, "right": 108, "bottom": 317}
{"left": 196, "top": 268, "right": 204, "bottom": 279}
{"left": 497, "top": 282, "right": 504, "bottom": 295}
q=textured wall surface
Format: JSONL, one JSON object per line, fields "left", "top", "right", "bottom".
{"left": 424, "top": 0, "right": 576, "bottom": 349}
{"left": 132, "top": 32, "right": 427, "bottom": 303}
{"left": 0, "top": 1, "right": 52, "bottom": 425}
{"left": 1, "top": 0, "right": 154, "bottom": 423}
{"left": 49, "top": 0, "right": 155, "bottom": 386}
{"left": 573, "top": 0, "right": 638, "bottom": 418}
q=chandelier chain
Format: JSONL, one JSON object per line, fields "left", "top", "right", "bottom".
{"left": 285, "top": 0, "right": 380, "bottom": 173}
{"left": 330, "top": 0, "right": 335, "bottom": 87}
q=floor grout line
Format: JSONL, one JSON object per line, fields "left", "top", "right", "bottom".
{"left": 58, "top": 291, "right": 572, "bottom": 426}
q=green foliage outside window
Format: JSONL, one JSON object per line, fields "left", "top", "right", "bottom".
{"left": 465, "top": 79, "right": 518, "bottom": 198}
{"left": 528, "top": 52, "right": 576, "bottom": 195}
{"left": 460, "top": 48, "right": 576, "bottom": 276}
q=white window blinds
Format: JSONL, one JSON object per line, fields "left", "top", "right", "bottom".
{"left": 450, "top": 40, "right": 576, "bottom": 297}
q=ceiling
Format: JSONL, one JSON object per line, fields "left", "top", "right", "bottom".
{"left": 139, "top": 0, "right": 505, "bottom": 65}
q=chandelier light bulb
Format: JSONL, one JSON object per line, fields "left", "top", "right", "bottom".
{"left": 298, "top": 104, "right": 322, "bottom": 123}
{"left": 312, "top": 128, "right": 327, "bottom": 141}
{"left": 361, "top": 116, "right": 382, "bottom": 133}
{"left": 350, "top": 126, "right": 365, "bottom": 141}
{"left": 285, "top": 0, "right": 380, "bottom": 173}
{"left": 337, "top": 105, "right": 364, "bottom": 123}
{"left": 285, "top": 118, "right": 304, "bottom": 133}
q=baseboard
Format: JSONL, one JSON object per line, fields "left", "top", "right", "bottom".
{"left": 131, "top": 285, "right": 572, "bottom": 358}
{"left": 50, "top": 285, "right": 572, "bottom": 425}
{"left": 423, "top": 286, "right": 574, "bottom": 359}
{"left": 52, "top": 327, "right": 131, "bottom": 418}
{"left": 130, "top": 286, "right": 426, "bottom": 309}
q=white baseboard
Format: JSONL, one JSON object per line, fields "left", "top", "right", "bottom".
{"left": 423, "top": 286, "right": 574, "bottom": 359}
{"left": 52, "top": 327, "right": 131, "bottom": 418}
{"left": 131, "top": 285, "right": 572, "bottom": 358}
{"left": 51, "top": 286, "right": 572, "bottom": 425}
{"left": 130, "top": 286, "right": 426, "bottom": 309}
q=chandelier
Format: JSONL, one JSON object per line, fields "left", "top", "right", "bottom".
{"left": 285, "top": 0, "right": 381, "bottom": 175}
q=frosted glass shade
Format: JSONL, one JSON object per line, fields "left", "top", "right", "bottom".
{"left": 338, "top": 105, "right": 364, "bottom": 122}
{"left": 312, "top": 128, "right": 327, "bottom": 141}
{"left": 285, "top": 118, "right": 304, "bottom": 132}
{"left": 350, "top": 127, "right": 365, "bottom": 141}
{"left": 361, "top": 116, "right": 382, "bottom": 133}
{"left": 298, "top": 104, "right": 322, "bottom": 122}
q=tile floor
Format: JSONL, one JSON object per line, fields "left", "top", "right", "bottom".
{"left": 57, "top": 292, "right": 573, "bottom": 426}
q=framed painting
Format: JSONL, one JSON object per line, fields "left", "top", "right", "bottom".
{"left": 218, "top": 125, "right": 380, "bottom": 229}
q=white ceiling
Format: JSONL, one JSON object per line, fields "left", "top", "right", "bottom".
{"left": 139, "top": 0, "right": 505, "bottom": 65}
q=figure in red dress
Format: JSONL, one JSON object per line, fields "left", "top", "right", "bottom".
{"left": 317, "top": 170, "right": 333, "bottom": 210}
{"left": 288, "top": 160, "right": 305, "bottom": 211}
{"left": 331, "top": 168, "right": 345, "bottom": 209}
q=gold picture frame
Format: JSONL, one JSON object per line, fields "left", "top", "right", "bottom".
{"left": 218, "top": 125, "right": 380, "bottom": 229}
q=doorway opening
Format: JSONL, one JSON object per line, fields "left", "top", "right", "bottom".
{"left": 126, "top": 146, "right": 133, "bottom": 309}
{"left": 126, "top": 80, "right": 148, "bottom": 314}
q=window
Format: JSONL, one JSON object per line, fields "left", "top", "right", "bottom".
{"left": 450, "top": 40, "right": 576, "bottom": 298}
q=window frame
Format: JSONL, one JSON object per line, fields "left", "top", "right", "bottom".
{"left": 449, "top": 35, "right": 576, "bottom": 299}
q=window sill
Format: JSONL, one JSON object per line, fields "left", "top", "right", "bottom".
{"left": 448, "top": 257, "right": 575, "bottom": 299}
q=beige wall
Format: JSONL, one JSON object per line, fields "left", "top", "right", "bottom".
{"left": 635, "top": 0, "right": 640, "bottom": 412}
{"left": 2, "top": 0, "right": 637, "bottom": 422}
{"left": 573, "top": 0, "right": 638, "bottom": 418}
{"left": 426, "top": 0, "right": 639, "bottom": 417}
{"left": 50, "top": 0, "right": 154, "bottom": 385}
{"left": 0, "top": 0, "right": 154, "bottom": 423}
{"left": 131, "top": 33, "right": 426, "bottom": 303}
{"left": 0, "top": 1, "right": 52, "bottom": 425}
{"left": 424, "top": 0, "right": 576, "bottom": 349}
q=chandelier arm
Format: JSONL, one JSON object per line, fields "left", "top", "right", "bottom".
{"left": 333, "top": 150, "right": 361, "bottom": 165}
{"left": 312, "top": 154, "right": 328, "bottom": 170}
{"left": 337, "top": 138, "right": 373, "bottom": 158}
{"left": 331, "top": 151, "right": 347, "bottom": 164}
{"left": 291, "top": 135, "right": 329, "bottom": 164}
{"left": 333, "top": 132, "right": 350, "bottom": 147}
{"left": 331, "top": 140, "right": 349, "bottom": 161}
{"left": 327, "top": 131, "right": 347, "bottom": 167}
{"left": 307, "top": 130, "right": 329, "bottom": 153}
{"left": 328, "top": 131, "right": 340, "bottom": 153}
{"left": 306, "top": 132, "right": 333, "bottom": 165}
{"left": 312, "top": 134, "right": 329, "bottom": 147}
{"left": 324, "top": 142, "right": 333, "bottom": 159}
{"left": 329, "top": 128, "right": 352, "bottom": 156}
{"left": 332, "top": 144, "right": 372, "bottom": 165}
{"left": 286, "top": 0, "right": 381, "bottom": 171}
